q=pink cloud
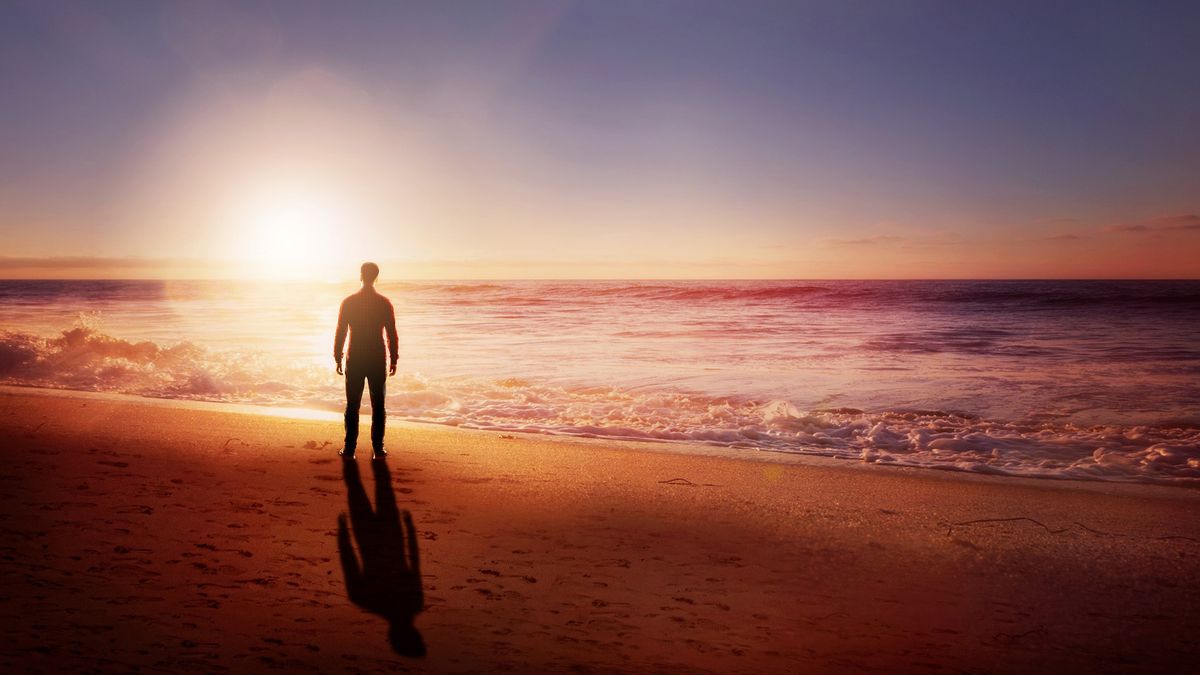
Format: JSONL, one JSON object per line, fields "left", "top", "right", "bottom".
{"left": 829, "top": 235, "right": 908, "bottom": 246}
{"left": 1107, "top": 214, "right": 1200, "bottom": 234}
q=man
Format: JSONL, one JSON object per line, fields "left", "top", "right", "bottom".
{"left": 334, "top": 262, "right": 399, "bottom": 460}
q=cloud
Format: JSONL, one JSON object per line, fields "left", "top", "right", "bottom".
{"left": 826, "top": 229, "right": 965, "bottom": 248}
{"left": 1043, "top": 233, "right": 1083, "bottom": 241}
{"left": 1149, "top": 214, "right": 1200, "bottom": 231}
{"left": 1107, "top": 214, "right": 1200, "bottom": 234}
{"left": 0, "top": 256, "right": 165, "bottom": 269}
{"left": 0, "top": 256, "right": 220, "bottom": 279}
{"left": 827, "top": 235, "right": 908, "bottom": 246}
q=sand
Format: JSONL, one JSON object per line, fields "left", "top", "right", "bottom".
{"left": 1, "top": 387, "right": 1198, "bottom": 673}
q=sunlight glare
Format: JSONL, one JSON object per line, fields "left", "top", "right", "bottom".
{"left": 232, "top": 183, "right": 349, "bottom": 279}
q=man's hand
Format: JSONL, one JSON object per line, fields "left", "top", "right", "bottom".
{"left": 389, "top": 361, "right": 397, "bottom": 377}
{"left": 336, "top": 357, "right": 343, "bottom": 376}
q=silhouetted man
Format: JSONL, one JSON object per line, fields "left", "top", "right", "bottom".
{"left": 335, "top": 262, "right": 398, "bottom": 459}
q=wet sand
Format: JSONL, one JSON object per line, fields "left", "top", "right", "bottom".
{"left": 1, "top": 388, "right": 1198, "bottom": 673}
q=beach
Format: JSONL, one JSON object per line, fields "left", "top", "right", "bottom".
{"left": 1, "top": 387, "right": 1197, "bottom": 673}
{"left": 5, "top": 0, "right": 1200, "bottom": 671}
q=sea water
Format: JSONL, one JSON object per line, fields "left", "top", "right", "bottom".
{"left": 1, "top": 279, "right": 1198, "bottom": 483}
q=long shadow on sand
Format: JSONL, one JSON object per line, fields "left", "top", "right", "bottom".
{"left": 338, "top": 459, "right": 426, "bottom": 657}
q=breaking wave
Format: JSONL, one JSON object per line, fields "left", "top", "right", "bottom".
{"left": 3, "top": 326, "right": 1197, "bottom": 485}
{"left": 0, "top": 327, "right": 323, "bottom": 404}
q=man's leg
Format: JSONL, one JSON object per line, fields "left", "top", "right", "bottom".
{"left": 344, "top": 364, "right": 368, "bottom": 452}
{"left": 367, "top": 365, "right": 387, "bottom": 451}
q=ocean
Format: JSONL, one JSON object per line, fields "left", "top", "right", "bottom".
{"left": 1, "top": 279, "right": 1198, "bottom": 484}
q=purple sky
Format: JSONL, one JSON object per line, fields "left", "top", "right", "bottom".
{"left": 2, "top": 0, "right": 1198, "bottom": 278}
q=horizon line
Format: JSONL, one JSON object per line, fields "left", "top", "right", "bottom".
{"left": 2, "top": 276, "right": 1199, "bottom": 283}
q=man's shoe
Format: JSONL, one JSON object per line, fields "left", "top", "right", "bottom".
{"left": 372, "top": 446, "right": 388, "bottom": 460}
{"left": 338, "top": 447, "right": 356, "bottom": 459}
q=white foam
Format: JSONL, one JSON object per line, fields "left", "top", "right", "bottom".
{"left": 2, "top": 324, "right": 1198, "bottom": 485}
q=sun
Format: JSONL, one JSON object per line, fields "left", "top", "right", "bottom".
{"left": 231, "top": 182, "right": 349, "bottom": 279}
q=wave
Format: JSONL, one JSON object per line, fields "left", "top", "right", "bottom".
{"left": 3, "top": 326, "right": 1197, "bottom": 485}
{"left": 864, "top": 327, "right": 1200, "bottom": 361}
{"left": 14, "top": 280, "right": 1197, "bottom": 316}
{"left": 0, "top": 327, "right": 324, "bottom": 404}
{"left": 392, "top": 387, "right": 1200, "bottom": 485}
{"left": 918, "top": 281, "right": 1200, "bottom": 310}
{"left": 587, "top": 284, "right": 838, "bottom": 302}
{"left": 381, "top": 281, "right": 846, "bottom": 304}
{"left": 863, "top": 328, "right": 1059, "bottom": 356}
{"left": 375, "top": 280, "right": 1200, "bottom": 312}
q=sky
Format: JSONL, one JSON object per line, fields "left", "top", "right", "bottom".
{"left": 1, "top": 0, "right": 1198, "bottom": 279}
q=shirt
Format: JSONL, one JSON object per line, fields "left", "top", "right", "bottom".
{"left": 334, "top": 288, "right": 399, "bottom": 366}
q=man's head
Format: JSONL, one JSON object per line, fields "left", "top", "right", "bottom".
{"left": 360, "top": 262, "right": 380, "bottom": 287}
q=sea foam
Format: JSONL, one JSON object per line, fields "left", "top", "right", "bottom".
{"left": 2, "top": 279, "right": 1199, "bottom": 485}
{"left": 3, "top": 325, "right": 1197, "bottom": 484}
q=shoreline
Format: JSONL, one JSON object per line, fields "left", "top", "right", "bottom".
{"left": 2, "top": 383, "right": 1195, "bottom": 494}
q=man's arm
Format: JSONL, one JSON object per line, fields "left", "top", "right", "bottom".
{"left": 334, "top": 299, "right": 349, "bottom": 372}
{"left": 385, "top": 299, "right": 399, "bottom": 375}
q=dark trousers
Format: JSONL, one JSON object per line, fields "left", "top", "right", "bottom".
{"left": 345, "top": 360, "right": 387, "bottom": 450}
